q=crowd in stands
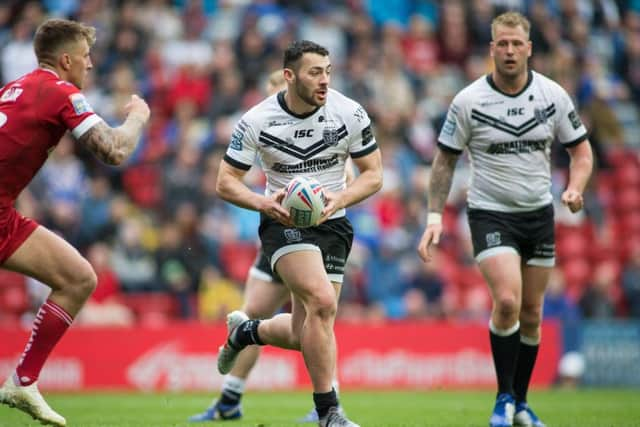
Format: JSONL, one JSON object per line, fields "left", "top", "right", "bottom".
{"left": 0, "top": 1, "right": 639, "bottom": 340}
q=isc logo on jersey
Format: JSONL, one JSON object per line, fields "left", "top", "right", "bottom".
{"left": 69, "top": 93, "right": 93, "bottom": 115}
{"left": 281, "top": 176, "right": 326, "bottom": 228}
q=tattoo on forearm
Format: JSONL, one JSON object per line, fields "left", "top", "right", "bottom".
{"left": 428, "top": 151, "right": 458, "bottom": 213}
{"left": 78, "top": 119, "right": 144, "bottom": 165}
{"left": 78, "top": 122, "right": 115, "bottom": 164}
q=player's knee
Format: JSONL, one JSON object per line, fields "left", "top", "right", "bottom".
{"left": 520, "top": 302, "right": 542, "bottom": 330}
{"left": 307, "top": 290, "right": 337, "bottom": 320}
{"left": 494, "top": 294, "right": 519, "bottom": 319}
{"left": 73, "top": 260, "right": 97, "bottom": 299}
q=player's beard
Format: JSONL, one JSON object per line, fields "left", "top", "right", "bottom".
{"left": 294, "top": 79, "right": 324, "bottom": 107}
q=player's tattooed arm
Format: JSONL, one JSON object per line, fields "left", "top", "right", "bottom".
{"left": 78, "top": 94, "right": 150, "bottom": 165}
{"left": 78, "top": 118, "right": 145, "bottom": 165}
{"left": 427, "top": 148, "right": 460, "bottom": 214}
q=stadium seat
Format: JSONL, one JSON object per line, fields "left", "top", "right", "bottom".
{"left": 614, "top": 163, "right": 640, "bottom": 188}
{"left": 556, "top": 232, "right": 589, "bottom": 262}
{"left": 620, "top": 211, "right": 640, "bottom": 233}
{"left": 218, "top": 242, "right": 258, "bottom": 284}
{"left": 560, "top": 258, "right": 592, "bottom": 300}
{"left": 595, "top": 171, "right": 615, "bottom": 208}
{"left": 615, "top": 187, "right": 640, "bottom": 213}
{"left": 122, "top": 292, "right": 179, "bottom": 324}
{"left": 0, "top": 270, "right": 28, "bottom": 317}
{"left": 606, "top": 148, "right": 639, "bottom": 169}
{"left": 457, "top": 265, "right": 485, "bottom": 290}
{"left": 122, "top": 163, "right": 163, "bottom": 208}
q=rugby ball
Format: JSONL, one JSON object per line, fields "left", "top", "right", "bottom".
{"left": 281, "top": 176, "right": 326, "bottom": 228}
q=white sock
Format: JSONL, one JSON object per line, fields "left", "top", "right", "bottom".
{"left": 222, "top": 375, "right": 246, "bottom": 395}
{"left": 489, "top": 319, "right": 520, "bottom": 336}
{"left": 332, "top": 378, "right": 340, "bottom": 395}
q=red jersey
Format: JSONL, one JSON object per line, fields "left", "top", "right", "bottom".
{"left": 0, "top": 68, "right": 101, "bottom": 217}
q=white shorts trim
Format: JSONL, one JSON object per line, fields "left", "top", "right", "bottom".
{"left": 526, "top": 257, "right": 555, "bottom": 267}
{"left": 248, "top": 266, "right": 273, "bottom": 282}
{"left": 327, "top": 273, "right": 344, "bottom": 284}
{"left": 271, "top": 243, "right": 321, "bottom": 271}
{"left": 476, "top": 246, "right": 519, "bottom": 263}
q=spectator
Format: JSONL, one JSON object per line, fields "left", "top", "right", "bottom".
{"left": 76, "top": 242, "right": 135, "bottom": 326}
{"left": 544, "top": 267, "right": 582, "bottom": 353}
{"left": 579, "top": 260, "right": 619, "bottom": 318}
{"left": 111, "top": 217, "right": 158, "bottom": 292}
{"left": 0, "top": 0, "right": 638, "bottom": 326}
{"left": 1, "top": 19, "right": 38, "bottom": 84}
{"left": 622, "top": 244, "right": 640, "bottom": 317}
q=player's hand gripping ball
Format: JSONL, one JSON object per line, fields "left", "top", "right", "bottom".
{"left": 281, "top": 176, "right": 326, "bottom": 228}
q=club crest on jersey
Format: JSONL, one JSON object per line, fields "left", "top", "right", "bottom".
{"left": 534, "top": 107, "right": 548, "bottom": 124}
{"left": 323, "top": 125, "right": 340, "bottom": 146}
{"left": 69, "top": 93, "right": 93, "bottom": 115}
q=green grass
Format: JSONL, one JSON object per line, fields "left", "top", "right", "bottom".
{"left": 1, "top": 389, "right": 638, "bottom": 426}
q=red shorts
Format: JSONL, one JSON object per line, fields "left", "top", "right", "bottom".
{"left": 0, "top": 207, "right": 39, "bottom": 264}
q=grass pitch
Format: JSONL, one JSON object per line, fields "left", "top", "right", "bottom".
{"left": 0, "top": 389, "right": 638, "bottom": 426}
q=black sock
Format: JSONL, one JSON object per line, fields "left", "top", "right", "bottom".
{"left": 220, "top": 388, "right": 241, "bottom": 406}
{"left": 489, "top": 324, "right": 520, "bottom": 396}
{"left": 313, "top": 388, "right": 338, "bottom": 419}
{"left": 513, "top": 340, "right": 539, "bottom": 403}
{"left": 232, "top": 320, "right": 264, "bottom": 347}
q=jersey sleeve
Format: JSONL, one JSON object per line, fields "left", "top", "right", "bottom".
{"left": 437, "top": 94, "right": 470, "bottom": 154}
{"left": 223, "top": 115, "right": 259, "bottom": 170}
{"left": 346, "top": 103, "right": 378, "bottom": 158}
{"left": 57, "top": 84, "right": 102, "bottom": 139}
{"left": 554, "top": 86, "right": 588, "bottom": 147}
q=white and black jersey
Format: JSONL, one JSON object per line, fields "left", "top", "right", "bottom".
{"left": 438, "top": 70, "right": 588, "bottom": 212}
{"left": 224, "top": 88, "right": 377, "bottom": 218}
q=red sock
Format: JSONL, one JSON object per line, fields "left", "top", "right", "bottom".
{"left": 15, "top": 299, "right": 73, "bottom": 386}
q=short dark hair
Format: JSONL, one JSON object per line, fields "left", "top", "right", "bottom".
{"left": 34, "top": 19, "right": 96, "bottom": 66}
{"left": 283, "top": 40, "right": 329, "bottom": 70}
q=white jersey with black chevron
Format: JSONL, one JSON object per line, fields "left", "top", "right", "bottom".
{"left": 224, "top": 88, "right": 377, "bottom": 218}
{"left": 438, "top": 70, "right": 588, "bottom": 212}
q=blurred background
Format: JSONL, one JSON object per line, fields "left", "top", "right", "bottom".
{"left": 0, "top": 0, "right": 639, "bottom": 391}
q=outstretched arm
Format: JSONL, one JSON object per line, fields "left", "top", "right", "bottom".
{"left": 417, "top": 147, "right": 460, "bottom": 262}
{"left": 77, "top": 95, "right": 150, "bottom": 166}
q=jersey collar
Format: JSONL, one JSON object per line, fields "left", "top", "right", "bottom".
{"left": 486, "top": 70, "right": 533, "bottom": 98}
{"left": 39, "top": 67, "right": 60, "bottom": 78}
{"left": 277, "top": 90, "right": 321, "bottom": 119}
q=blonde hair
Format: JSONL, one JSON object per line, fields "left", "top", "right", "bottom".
{"left": 491, "top": 11, "right": 530, "bottom": 40}
{"left": 34, "top": 19, "right": 96, "bottom": 66}
{"left": 265, "top": 70, "right": 286, "bottom": 96}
